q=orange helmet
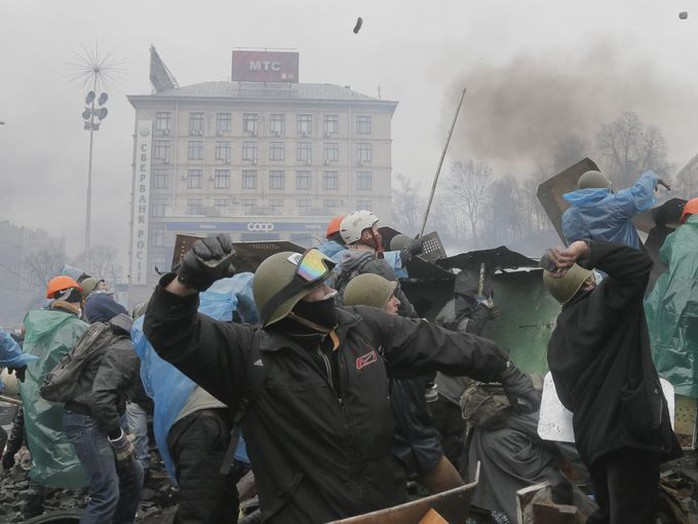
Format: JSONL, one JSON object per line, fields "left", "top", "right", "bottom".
{"left": 680, "top": 198, "right": 698, "bottom": 223}
{"left": 325, "top": 215, "right": 345, "bottom": 240}
{"left": 46, "top": 275, "right": 81, "bottom": 299}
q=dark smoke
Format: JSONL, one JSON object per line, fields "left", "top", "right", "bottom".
{"left": 448, "top": 41, "right": 695, "bottom": 171}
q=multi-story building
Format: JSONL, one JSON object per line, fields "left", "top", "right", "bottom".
{"left": 127, "top": 49, "right": 397, "bottom": 301}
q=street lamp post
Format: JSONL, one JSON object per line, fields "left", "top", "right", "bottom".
{"left": 81, "top": 85, "right": 109, "bottom": 262}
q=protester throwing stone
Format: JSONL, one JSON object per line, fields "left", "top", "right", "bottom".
{"left": 144, "top": 233, "right": 538, "bottom": 524}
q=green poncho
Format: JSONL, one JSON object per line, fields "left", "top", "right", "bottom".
{"left": 19, "top": 307, "right": 89, "bottom": 488}
{"left": 646, "top": 215, "right": 698, "bottom": 397}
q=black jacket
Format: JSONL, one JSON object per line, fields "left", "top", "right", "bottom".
{"left": 65, "top": 315, "right": 139, "bottom": 435}
{"left": 144, "top": 273, "right": 508, "bottom": 524}
{"left": 547, "top": 241, "right": 681, "bottom": 467}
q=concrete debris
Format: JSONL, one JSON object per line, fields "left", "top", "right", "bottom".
{"left": 0, "top": 447, "right": 178, "bottom": 523}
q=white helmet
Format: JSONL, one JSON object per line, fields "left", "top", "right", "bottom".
{"left": 340, "top": 210, "right": 379, "bottom": 245}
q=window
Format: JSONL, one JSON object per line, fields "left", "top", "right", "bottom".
{"left": 243, "top": 113, "right": 259, "bottom": 134}
{"left": 269, "top": 170, "right": 285, "bottom": 190}
{"left": 242, "top": 141, "right": 258, "bottom": 163}
{"left": 150, "top": 229, "right": 165, "bottom": 247}
{"left": 151, "top": 199, "right": 166, "bottom": 218}
{"left": 187, "top": 169, "right": 202, "bottom": 189}
{"left": 152, "top": 168, "right": 169, "bottom": 190}
{"left": 269, "top": 142, "right": 285, "bottom": 161}
{"left": 296, "top": 142, "right": 312, "bottom": 163}
{"left": 188, "top": 141, "right": 204, "bottom": 160}
{"left": 242, "top": 170, "right": 257, "bottom": 190}
{"left": 215, "top": 141, "right": 231, "bottom": 163}
{"left": 214, "top": 198, "right": 230, "bottom": 214}
{"left": 356, "top": 143, "right": 372, "bottom": 164}
{"left": 242, "top": 198, "right": 256, "bottom": 214}
{"left": 323, "top": 199, "right": 339, "bottom": 209}
{"left": 323, "top": 143, "right": 339, "bottom": 163}
{"left": 357, "top": 171, "right": 372, "bottom": 190}
{"left": 356, "top": 199, "right": 372, "bottom": 210}
{"left": 189, "top": 112, "right": 205, "bottom": 135}
{"left": 296, "top": 170, "right": 312, "bottom": 190}
{"left": 270, "top": 114, "right": 285, "bottom": 136}
{"left": 216, "top": 113, "right": 231, "bottom": 134}
{"left": 297, "top": 198, "right": 311, "bottom": 210}
{"left": 154, "top": 141, "right": 170, "bottom": 162}
{"left": 297, "top": 114, "right": 312, "bottom": 136}
{"left": 270, "top": 199, "right": 284, "bottom": 215}
{"left": 323, "top": 170, "right": 339, "bottom": 190}
{"left": 356, "top": 115, "right": 372, "bottom": 135}
{"left": 156, "top": 112, "right": 171, "bottom": 134}
{"left": 214, "top": 169, "right": 230, "bottom": 189}
{"left": 186, "top": 198, "right": 204, "bottom": 215}
{"left": 323, "top": 114, "right": 339, "bottom": 136}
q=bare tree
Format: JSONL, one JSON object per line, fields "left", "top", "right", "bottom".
{"left": 24, "top": 242, "right": 67, "bottom": 291}
{"left": 445, "top": 160, "right": 493, "bottom": 241}
{"left": 596, "top": 112, "right": 671, "bottom": 188}
{"left": 71, "top": 245, "right": 123, "bottom": 287}
{"left": 391, "top": 173, "right": 424, "bottom": 235}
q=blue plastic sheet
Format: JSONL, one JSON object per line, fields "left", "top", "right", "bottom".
{"left": 562, "top": 170, "right": 658, "bottom": 249}
{"left": 133, "top": 272, "right": 257, "bottom": 482}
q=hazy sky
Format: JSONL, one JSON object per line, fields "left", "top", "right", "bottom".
{"left": 2, "top": 1, "right": 698, "bottom": 263}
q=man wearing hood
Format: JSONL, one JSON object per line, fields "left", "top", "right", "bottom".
{"left": 144, "top": 234, "right": 538, "bottom": 523}
{"left": 561, "top": 169, "right": 661, "bottom": 250}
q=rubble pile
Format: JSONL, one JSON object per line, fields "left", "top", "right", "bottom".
{"left": 0, "top": 447, "right": 178, "bottom": 523}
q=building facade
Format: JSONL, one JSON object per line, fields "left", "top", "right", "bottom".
{"left": 127, "top": 60, "right": 397, "bottom": 299}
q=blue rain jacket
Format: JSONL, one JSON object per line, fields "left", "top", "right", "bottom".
{"left": 562, "top": 170, "right": 658, "bottom": 249}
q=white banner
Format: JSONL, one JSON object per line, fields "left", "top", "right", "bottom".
{"left": 130, "top": 121, "right": 152, "bottom": 285}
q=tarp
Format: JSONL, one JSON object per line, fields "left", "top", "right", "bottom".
{"left": 646, "top": 215, "right": 698, "bottom": 397}
{"left": 133, "top": 272, "right": 256, "bottom": 482}
{"left": 20, "top": 309, "right": 88, "bottom": 488}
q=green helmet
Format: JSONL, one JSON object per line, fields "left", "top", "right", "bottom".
{"left": 253, "top": 250, "right": 334, "bottom": 327}
{"left": 389, "top": 233, "right": 412, "bottom": 252}
{"left": 543, "top": 264, "right": 593, "bottom": 304}
{"left": 343, "top": 273, "right": 397, "bottom": 310}
{"left": 577, "top": 170, "right": 611, "bottom": 190}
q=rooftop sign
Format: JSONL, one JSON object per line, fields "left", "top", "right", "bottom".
{"left": 232, "top": 50, "right": 299, "bottom": 83}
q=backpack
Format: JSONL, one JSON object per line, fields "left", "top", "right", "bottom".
{"left": 39, "top": 313, "right": 132, "bottom": 403}
{"left": 459, "top": 382, "right": 512, "bottom": 429}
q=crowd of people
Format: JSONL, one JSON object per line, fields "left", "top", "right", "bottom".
{"left": 0, "top": 169, "right": 696, "bottom": 524}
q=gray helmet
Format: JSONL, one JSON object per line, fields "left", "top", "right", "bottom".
{"left": 340, "top": 210, "right": 379, "bottom": 245}
{"left": 343, "top": 273, "right": 397, "bottom": 310}
{"left": 253, "top": 250, "right": 335, "bottom": 327}
{"left": 543, "top": 264, "right": 593, "bottom": 304}
{"left": 577, "top": 170, "right": 611, "bottom": 190}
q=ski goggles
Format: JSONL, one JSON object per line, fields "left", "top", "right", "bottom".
{"left": 260, "top": 248, "right": 336, "bottom": 326}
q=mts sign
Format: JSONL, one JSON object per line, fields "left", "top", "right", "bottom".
{"left": 232, "top": 50, "right": 299, "bottom": 83}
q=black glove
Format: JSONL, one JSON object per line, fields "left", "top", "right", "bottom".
{"left": 177, "top": 234, "right": 236, "bottom": 291}
{"left": 108, "top": 429, "right": 136, "bottom": 469}
{"left": 399, "top": 238, "right": 424, "bottom": 263}
{"left": 498, "top": 364, "right": 541, "bottom": 412}
{"left": 2, "top": 451, "right": 15, "bottom": 470}
{"left": 8, "top": 366, "right": 26, "bottom": 383}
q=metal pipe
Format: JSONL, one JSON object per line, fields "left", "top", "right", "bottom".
{"left": 419, "top": 87, "right": 467, "bottom": 237}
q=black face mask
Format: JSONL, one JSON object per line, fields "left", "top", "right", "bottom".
{"left": 292, "top": 294, "right": 338, "bottom": 330}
